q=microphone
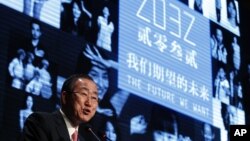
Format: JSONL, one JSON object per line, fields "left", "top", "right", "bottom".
{"left": 98, "top": 131, "right": 112, "bottom": 141}
{"left": 85, "top": 124, "right": 101, "bottom": 141}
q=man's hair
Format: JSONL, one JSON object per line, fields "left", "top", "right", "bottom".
{"left": 61, "top": 73, "right": 94, "bottom": 93}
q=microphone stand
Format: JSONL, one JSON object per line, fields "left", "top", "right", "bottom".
{"left": 85, "top": 125, "right": 101, "bottom": 141}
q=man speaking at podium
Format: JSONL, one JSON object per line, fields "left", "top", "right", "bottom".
{"left": 20, "top": 74, "right": 100, "bottom": 141}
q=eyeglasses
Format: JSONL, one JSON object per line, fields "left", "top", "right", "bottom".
{"left": 70, "top": 91, "right": 99, "bottom": 104}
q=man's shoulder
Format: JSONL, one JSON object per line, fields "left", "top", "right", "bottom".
{"left": 31, "top": 111, "right": 52, "bottom": 116}
{"left": 28, "top": 110, "right": 61, "bottom": 121}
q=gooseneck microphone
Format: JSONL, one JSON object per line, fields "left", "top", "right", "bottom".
{"left": 85, "top": 124, "right": 101, "bottom": 141}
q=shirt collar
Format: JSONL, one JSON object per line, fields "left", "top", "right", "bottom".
{"left": 60, "top": 109, "right": 78, "bottom": 139}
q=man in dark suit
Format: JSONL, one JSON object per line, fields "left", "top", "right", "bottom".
{"left": 20, "top": 74, "right": 99, "bottom": 141}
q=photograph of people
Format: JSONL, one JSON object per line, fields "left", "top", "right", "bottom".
{"left": 19, "top": 95, "right": 34, "bottom": 130}
{"left": 146, "top": 104, "right": 194, "bottom": 141}
{"left": 130, "top": 114, "right": 148, "bottom": 136}
{"left": 7, "top": 18, "right": 54, "bottom": 98}
{"left": 201, "top": 123, "right": 215, "bottom": 141}
{"left": 23, "top": 18, "right": 47, "bottom": 67}
{"left": 214, "top": 67, "right": 230, "bottom": 105}
{"left": 37, "top": 59, "right": 52, "bottom": 99}
{"left": 189, "top": 0, "right": 209, "bottom": 17}
{"left": 25, "top": 69, "right": 43, "bottom": 96}
{"left": 25, "top": 59, "right": 52, "bottom": 99}
{"left": 23, "top": 52, "right": 36, "bottom": 85}
{"left": 74, "top": 44, "right": 119, "bottom": 136}
{"left": 229, "top": 36, "right": 242, "bottom": 109}
{"left": 221, "top": 104, "right": 238, "bottom": 140}
{"left": 193, "top": 0, "right": 203, "bottom": 14}
{"left": 96, "top": 6, "right": 114, "bottom": 52}
{"left": 8, "top": 48, "right": 26, "bottom": 90}
{"left": 148, "top": 105, "right": 179, "bottom": 141}
{"left": 23, "top": 0, "right": 48, "bottom": 20}
{"left": 60, "top": 0, "right": 92, "bottom": 37}
{"left": 224, "top": 0, "right": 240, "bottom": 35}
{"left": 211, "top": 28, "right": 227, "bottom": 65}
{"left": 0, "top": 0, "right": 61, "bottom": 28}
{"left": 215, "top": 0, "right": 222, "bottom": 22}
{"left": 78, "top": 43, "right": 120, "bottom": 115}
{"left": 98, "top": 119, "right": 120, "bottom": 141}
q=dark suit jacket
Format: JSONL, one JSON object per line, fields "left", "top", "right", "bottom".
{"left": 20, "top": 110, "right": 92, "bottom": 141}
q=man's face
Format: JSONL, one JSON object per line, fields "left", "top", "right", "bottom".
{"left": 31, "top": 23, "right": 41, "bottom": 39}
{"left": 66, "top": 78, "right": 99, "bottom": 124}
{"left": 88, "top": 66, "right": 109, "bottom": 100}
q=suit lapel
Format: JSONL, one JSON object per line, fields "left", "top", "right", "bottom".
{"left": 53, "top": 111, "right": 71, "bottom": 141}
{"left": 52, "top": 111, "right": 88, "bottom": 141}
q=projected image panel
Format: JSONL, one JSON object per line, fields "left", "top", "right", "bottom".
{"left": 6, "top": 18, "right": 56, "bottom": 99}
{"left": 117, "top": 93, "right": 222, "bottom": 141}
{"left": 210, "top": 21, "right": 245, "bottom": 141}
{"left": 59, "top": 0, "right": 93, "bottom": 37}
{"left": 59, "top": 0, "right": 118, "bottom": 54}
{"left": 210, "top": 22, "right": 243, "bottom": 109}
{"left": 1, "top": 0, "right": 61, "bottom": 28}
{"left": 188, "top": 0, "right": 210, "bottom": 18}
{"left": 208, "top": 0, "right": 240, "bottom": 36}
{"left": 118, "top": 0, "right": 212, "bottom": 124}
